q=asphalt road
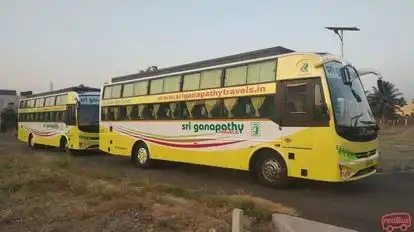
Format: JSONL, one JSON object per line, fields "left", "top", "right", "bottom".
{"left": 2, "top": 134, "right": 413, "bottom": 232}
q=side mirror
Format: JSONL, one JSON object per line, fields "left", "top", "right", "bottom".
{"left": 340, "top": 67, "right": 351, "bottom": 85}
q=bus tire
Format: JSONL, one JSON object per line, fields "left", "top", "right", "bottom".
{"left": 132, "top": 142, "right": 152, "bottom": 168}
{"left": 254, "top": 150, "right": 289, "bottom": 188}
{"left": 28, "top": 134, "right": 38, "bottom": 149}
{"left": 59, "top": 137, "right": 72, "bottom": 154}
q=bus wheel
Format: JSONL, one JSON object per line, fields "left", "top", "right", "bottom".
{"left": 60, "top": 137, "right": 70, "bottom": 154}
{"left": 255, "top": 151, "right": 289, "bottom": 188}
{"left": 132, "top": 142, "right": 152, "bottom": 168}
{"left": 28, "top": 134, "right": 37, "bottom": 149}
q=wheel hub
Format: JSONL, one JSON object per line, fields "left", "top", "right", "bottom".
{"left": 262, "top": 159, "right": 281, "bottom": 182}
{"left": 137, "top": 148, "right": 148, "bottom": 164}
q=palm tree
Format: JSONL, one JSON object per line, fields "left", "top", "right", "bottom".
{"left": 367, "top": 80, "right": 405, "bottom": 120}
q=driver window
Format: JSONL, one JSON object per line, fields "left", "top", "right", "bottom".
{"left": 281, "top": 77, "right": 329, "bottom": 127}
{"left": 285, "top": 83, "right": 307, "bottom": 114}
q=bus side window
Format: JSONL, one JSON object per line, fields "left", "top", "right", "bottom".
{"left": 101, "top": 107, "right": 108, "bottom": 121}
{"left": 189, "top": 100, "right": 220, "bottom": 119}
{"left": 67, "top": 105, "right": 76, "bottom": 125}
{"left": 285, "top": 84, "right": 307, "bottom": 114}
{"left": 210, "top": 99, "right": 222, "bottom": 118}
{"left": 170, "top": 102, "right": 181, "bottom": 119}
{"left": 108, "top": 107, "right": 114, "bottom": 120}
{"left": 258, "top": 95, "right": 276, "bottom": 118}
{"left": 49, "top": 112, "right": 55, "bottom": 122}
{"left": 180, "top": 102, "right": 187, "bottom": 119}
{"left": 126, "top": 105, "right": 138, "bottom": 120}
{"left": 62, "top": 111, "right": 67, "bottom": 123}
{"left": 112, "top": 107, "right": 121, "bottom": 121}
{"left": 157, "top": 103, "right": 172, "bottom": 119}
{"left": 55, "top": 111, "right": 61, "bottom": 122}
{"left": 118, "top": 106, "right": 126, "bottom": 120}
{"left": 141, "top": 105, "right": 154, "bottom": 120}
{"left": 226, "top": 97, "right": 256, "bottom": 118}
{"left": 152, "top": 104, "right": 161, "bottom": 119}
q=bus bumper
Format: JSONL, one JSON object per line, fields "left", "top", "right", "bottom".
{"left": 338, "top": 153, "right": 379, "bottom": 181}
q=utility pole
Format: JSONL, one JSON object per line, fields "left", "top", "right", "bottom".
{"left": 325, "top": 27, "right": 360, "bottom": 58}
{"left": 49, "top": 81, "right": 53, "bottom": 91}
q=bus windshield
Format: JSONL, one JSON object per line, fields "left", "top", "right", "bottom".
{"left": 324, "top": 61, "right": 375, "bottom": 127}
{"left": 78, "top": 104, "right": 99, "bottom": 126}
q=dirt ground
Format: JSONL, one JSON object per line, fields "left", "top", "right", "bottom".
{"left": 378, "top": 126, "right": 414, "bottom": 173}
{"left": 0, "top": 127, "right": 413, "bottom": 232}
{"left": 0, "top": 135, "right": 296, "bottom": 232}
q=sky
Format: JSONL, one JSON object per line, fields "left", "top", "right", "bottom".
{"left": 1, "top": 0, "right": 413, "bottom": 99}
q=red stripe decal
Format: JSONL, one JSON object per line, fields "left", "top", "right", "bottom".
{"left": 115, "top": 127, "right": 244, "bottom": 148}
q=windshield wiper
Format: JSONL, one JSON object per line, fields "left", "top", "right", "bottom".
{"left": 360, "top": 120, "right": 380, "bottom": 131}
{"left": 360, "top": 120, "right": 376, "bottom": 125}
{"left": 351, "top": 113, "right": 364, "bottom": 127}
{"left": 350, "top": 88, "right": 362, "bottom": 103}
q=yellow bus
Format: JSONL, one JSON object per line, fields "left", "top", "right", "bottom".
{"left": 99, "top": 46, "right": 380, "bottom": 187}
{"left": 18, "top": 85, "right": 100, "bottom": 152}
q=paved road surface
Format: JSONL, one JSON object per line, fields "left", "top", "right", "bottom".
{"left": 2, "top": 135, "right": 413, "bottom": 232}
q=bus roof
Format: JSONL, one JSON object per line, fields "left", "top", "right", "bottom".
{"left": 111, "top": 46, "right": 295, "bottom": 83}
{"left": 23, "top": 85, "right": 100, "bottom": 99}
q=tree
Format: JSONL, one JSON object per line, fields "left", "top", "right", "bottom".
{"left": 367, "top": 80, "right": 405, "bottom": 119}
{"left": 0, "top": 102, "right": 17, "bottom": 132}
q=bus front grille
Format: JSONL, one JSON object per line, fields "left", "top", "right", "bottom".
{"left": 355, "top": 149, "right": 376, "bottom": 159}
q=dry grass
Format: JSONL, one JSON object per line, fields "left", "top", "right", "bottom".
{"left": 0, "top": 147, "right": 297, "bottom": 232}
{"left": 378, "top": 127, "right": 414, "bottom": 172}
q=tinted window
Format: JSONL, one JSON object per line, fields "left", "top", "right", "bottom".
{"left": 133, "top": 81, "right": 148, "bottom": 96}
{"left": 200, "top": 69, "right": 221, "bottom": 89}
{"left": 225, "top": 66, "right": 247, "bottom": 87}
{"left": 285, "top": 83, "right": 307, "bottom": 113}
{"left": 150, "top": 79, "right": 163, "bottom": 94}
{"left": 103, "top": 86, "right": 112, "bottom": 99}
{"left": 163, "top": 76, "right": 181, "bottom": 93}
{"left": 183, "top": 73, "right": 200, "bottom": 91}
{"left": 111, "top": 85, "right": 122, "bottom": 98}
{"left": 123, "top": 83, "right": 134, "bottom": 97}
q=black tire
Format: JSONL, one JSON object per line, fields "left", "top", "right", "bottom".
{"left": 28, "top": 134, "right": 37, "bottom": 149}
{"left": 254, "top": 150, "right": 289, "bottom": 188}
{"left": 59, "top": 137, "right": 74, "bottom": 155}
{"left": 132, "top": 142, "right": 152, "bottom": 168}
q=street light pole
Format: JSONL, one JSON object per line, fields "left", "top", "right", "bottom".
{"left": 325, "top": 27, "right": 360, "bottom": 58}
